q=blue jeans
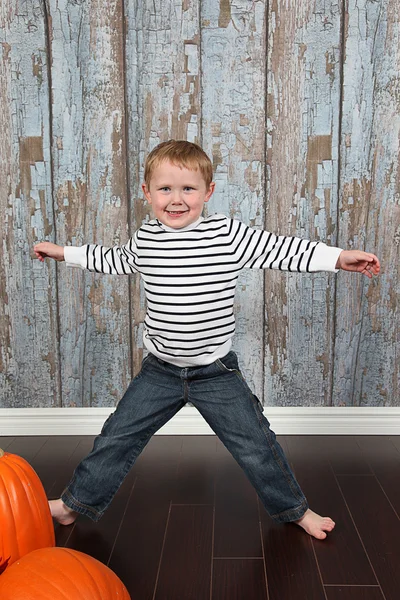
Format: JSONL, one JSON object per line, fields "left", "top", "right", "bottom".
{"left": 61, "top": 352, "right": 308, "bottom": 522}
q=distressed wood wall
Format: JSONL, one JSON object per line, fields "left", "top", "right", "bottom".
{"left": 1, "top": 0, "right": 398, "bottom": 409}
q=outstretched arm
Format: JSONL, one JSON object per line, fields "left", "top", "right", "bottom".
{"left": 34, "top": 239, "right": 138, "bottom": 275}
{"left": 335, "top": 250, "right": 380, "bottom": 279}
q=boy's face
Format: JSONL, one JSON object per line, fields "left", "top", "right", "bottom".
{"left": 142, "top": 160, "right": 215, "bottom": 229}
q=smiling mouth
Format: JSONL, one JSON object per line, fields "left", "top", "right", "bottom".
{"left": 166, "top": 210, "right": 188, "bottom": 215}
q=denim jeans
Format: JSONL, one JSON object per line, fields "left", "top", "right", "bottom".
{"left": 61, "top": 351, "right": 308, "bottom": 522}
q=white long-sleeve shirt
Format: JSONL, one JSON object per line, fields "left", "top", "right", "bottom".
{"left": 64, "top": 214, "right": 343, "bottom": 367}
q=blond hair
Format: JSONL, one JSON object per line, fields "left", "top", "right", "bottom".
{"left": 144, "top": 140, "right": 214, "bottom": 188}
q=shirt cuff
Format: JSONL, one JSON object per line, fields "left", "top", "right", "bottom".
{"left": 64, "top": 246, "right": 86, "bottom": 269}
{"left": 310, "top": 243, "right": 343, "bottom": 273}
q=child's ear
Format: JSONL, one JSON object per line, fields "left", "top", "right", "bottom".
{"left": 204, "top": 182, "right": 215, "bottom": 203}
{"left": 142, "top": 183, "right": 152, "bottom": 204}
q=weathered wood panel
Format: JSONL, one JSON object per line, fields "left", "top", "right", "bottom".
{"left": 125, "top": 0, "right": 202, "bottom": 376}
{"left": 333, "top": 0, "right": 400, "bottom": 406}
{"left": 47, "top": 0, "right": 131, "bottom": 407}
{"left": 0, "top": 1, "right": 61, "bottom": 407}
{"left": 0, "top": 0, "right": 398, "bottom": 409}
{"left": 201, "top": 0, "right": 267, "bottom": 398}
{"left": 265, "top": 0, "right": 342, "bottom": 406}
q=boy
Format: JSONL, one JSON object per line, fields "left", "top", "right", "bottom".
{"left": 34, "top": 140, "right": 380, "bottom": 540}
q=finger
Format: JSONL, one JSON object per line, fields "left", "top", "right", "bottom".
{"left": 364, "top": 257, "right": 380, "bottom": 275}
{"left": 368, "top": 254, "right": 380, "bottom": 267}
{"left": 361, "top": 265, "right": 372, "bottom": 278}
{"left": 370, "top": 262, "right": 380, "bottom": 274}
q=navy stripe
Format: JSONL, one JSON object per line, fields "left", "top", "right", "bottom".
{"left": 145, "top": 284, "right": 237, "bottom": 298}
{"left": 144, "top": 318, "right": 235, "bottom": 336}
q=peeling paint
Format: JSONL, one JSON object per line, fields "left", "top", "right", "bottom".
{"left": 32, "top": 52, "right": 43, "bottom": 85}
{"left": 325, "top": 50, "right": 335, "bottom": 78}
{"left": 299, "top": 43, "right": 307, "bottom": 60}
{"left": 144, "top": 92, "right": 154, "bottom": 144}
{"left": 218, "top": 0, "right": 231, "bottom": 28}
{"left": 306, "top": 135, "right": 332, "bottom": 195}
{"left": 42, "top": 351, "right": 56, "bottom": 379}
{"left": 1, "top": 41, "right": 11, "bottom": 60}
{"left": 212, "top": 142, "right": 223, "bottom": 171}
{"left": 316, "top": 352, "right": 329, "bottom": 380}
{"left": 244, "top": 162, "right": 260, "bottom": 193}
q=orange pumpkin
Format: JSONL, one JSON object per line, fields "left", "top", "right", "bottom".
{"left": 0, "top": 547, "right": 131, "bottom": 599}
{"left": 0, "top": 448, "right": 55, "bottom": 570}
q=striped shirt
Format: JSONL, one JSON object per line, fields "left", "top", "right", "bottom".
{"left": 64, "top": 214, "right": 342, "bottom": 367}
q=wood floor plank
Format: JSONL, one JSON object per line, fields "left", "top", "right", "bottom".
{"left": 388, "top": 436, "right": 400, "bottom": 452}
{"left": 355, "top": 435, "right": 400, "bottom": 516}
{"left": 337, "top": 474, "right": 400, "bottom": 600}
{"left": 325, "top": 586, "right": 385, "bottom": 600}
{"left": 172, "top": 435, "right": 217, "bottom": 504}
{"left": 130, "top": 435, "right": 182, "bottom": 478}
{"left": 313, "top": 436, "right": 372, "bottom": 475}
{"left": 0, "top": 437, "right": 15, "bottom": 450}
{"left": 214, "top": 439, "right": 263, "bottom": 558}
{"left": 276, "top": 435, "right": 291, "bottom": 456}
{"left": 26, "top": 436, "right": 83, "bottom": 494}
{"left": 108, "top": 436, "right": 182, "bottom": 600}
{"left": 260, "top": 502, "right": 325, "bottom": 600}
{"left": 155, "top": 505, "right": 213, "bottom": 600}
{"left": 49, "top": 437, "right": 96, "bottom": 499}
{"left": 212, "top": 559, "right": 268, "bottom": 600}
{"left": 285, "top": 436, "right": 377, "bottom": 585}
{"left": 4, "top": 436, "right": 49, "bottom": 461}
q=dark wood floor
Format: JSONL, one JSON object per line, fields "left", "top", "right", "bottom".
{"left": 1, "top": 434, "right": 399, "bottom": 600}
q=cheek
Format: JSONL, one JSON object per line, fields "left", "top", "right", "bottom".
{"left": 153, "top": 197, "right": 165, "bottom": 208}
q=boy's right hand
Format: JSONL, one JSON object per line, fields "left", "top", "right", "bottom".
{"left": 34, "top": 242, "right": 65, "bottom": 262}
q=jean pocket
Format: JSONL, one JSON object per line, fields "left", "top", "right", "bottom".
{"left": 216, "top": 359, "right": 235, "bottom": 373}
{"left": 215, "top": 352, "right": 242, "bottom": 377}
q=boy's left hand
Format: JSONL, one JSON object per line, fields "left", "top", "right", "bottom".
{"left": 335, "top": 250, "right": 380, "bottom": 278}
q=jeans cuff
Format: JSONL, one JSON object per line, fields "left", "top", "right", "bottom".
{"left": 61, "top": 488, "right": 103, "bottom": 522}
{"left": 270, "top": 498, "right": 309, "bottom": 523}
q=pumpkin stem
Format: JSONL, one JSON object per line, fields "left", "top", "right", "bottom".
{"left": 0, "top": 556, "right": 10, "bottom": 575}
{"left": 0, "top": 449, "right": 4, "bottom": 458}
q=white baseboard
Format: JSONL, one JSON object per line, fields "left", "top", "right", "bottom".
{"left": 0, "top": 407, "right": 399, "bottom": 436}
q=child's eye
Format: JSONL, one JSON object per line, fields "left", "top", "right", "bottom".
{"left": 184, "top": 187, "right": 194, "bottom": 191}
{"left": 160, "top": 187, "right": 170, "bottom": 191}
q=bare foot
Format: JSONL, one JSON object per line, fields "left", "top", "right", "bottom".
{"left": 49, "top": 499, "right": 78, "bottom": 526}
{"left": 294, "top": 509, "right": 335, "bottom": 540}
